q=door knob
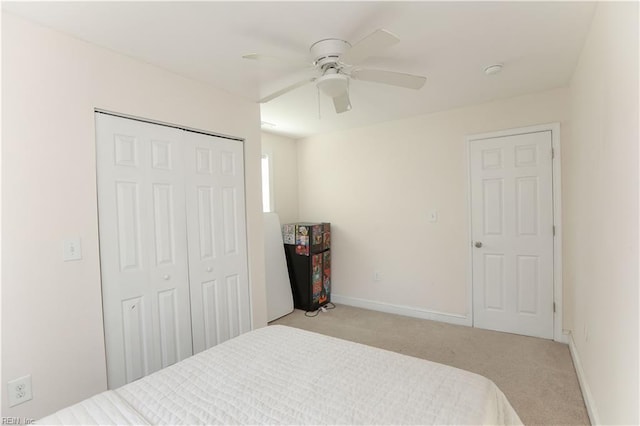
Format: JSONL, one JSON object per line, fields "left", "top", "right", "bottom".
{"left": 163, "top": 274, "right": 170, "bottom": 280}
{"left": 474, "top": 241, "right": 483, "bottom": 248}
{"left": 206, "top": 267, "right": 212, "bottom": 272}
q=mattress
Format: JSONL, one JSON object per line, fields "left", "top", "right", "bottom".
{"left": 39, "top": 325, "right": 522, "bottom": 425}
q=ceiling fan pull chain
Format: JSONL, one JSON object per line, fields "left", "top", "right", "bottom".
{"left": 317, "top": 85, "right": 321, "bottom": 120}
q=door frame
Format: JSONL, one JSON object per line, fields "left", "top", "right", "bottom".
{"left": 465, "top": 123, "right": 564, "bottom": 342}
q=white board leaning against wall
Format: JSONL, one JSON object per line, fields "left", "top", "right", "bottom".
{"left": 263, "top": 212, "right": 294, "bottom": 321}
{"left": 95, "top": 112, "right": 251, "bottom": 389}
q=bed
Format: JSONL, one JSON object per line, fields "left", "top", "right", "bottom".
{"left": 39, "top": 325, "right": 522, "bottom": 425}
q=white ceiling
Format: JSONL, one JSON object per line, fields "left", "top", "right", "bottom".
{"left": 3, "top": 1, "right": 596, "bottom": 139}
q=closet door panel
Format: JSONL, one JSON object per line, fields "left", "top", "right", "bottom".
{"left": 96, "top": 114, "right": 193, "bottom": 389}
{"left": 185, "top": 132, "right": 251, "bottom": 354}
{"left": 146, "top": 130, "right": 192, "bottom": 375}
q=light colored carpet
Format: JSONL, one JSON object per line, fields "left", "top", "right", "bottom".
{"left": 270, "top": 304, "right": 589, "bottom": 425}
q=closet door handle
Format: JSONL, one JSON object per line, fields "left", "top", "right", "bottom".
{"left": 206, "top": 267, "right": 213, "bottom": 272}
{"left": 163, "top": 274, "right": 171, "bottom": 280}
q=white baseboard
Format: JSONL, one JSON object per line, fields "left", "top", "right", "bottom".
{"left": 558, "top": 329, "right": 570, "bottom": 344}
{"left": 567, "top": 331, "right": 599, "bottom": 425}
{"left": 331, "top": 294, "right": 472, "bottom": 327}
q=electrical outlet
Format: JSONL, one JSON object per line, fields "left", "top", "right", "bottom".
{"left": 8, "top": 375, "right": 32, "bottom": 407}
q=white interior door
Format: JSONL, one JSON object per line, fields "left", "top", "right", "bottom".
{"left": 470, "top": 130, "right": 554, "bottom": 339}
{"left": 185, "top": 131, "right": 251, "bottom": 353}
{"left": 96, "top": 113, "right": 193, "bottom": 388}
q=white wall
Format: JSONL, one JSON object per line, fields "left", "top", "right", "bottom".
{"left": 261, "top": 132, "right": 299, "bottom": 224}
{"left": 1, "top": 13, "right": 267, "bottom": 419}
{"left": 565, "top": 2, "right": 639, "bottom": 424}
{"left": 296, "top": 88, "right": 570, "bottom": 320}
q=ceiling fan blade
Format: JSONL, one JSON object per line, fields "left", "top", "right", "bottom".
{"left": 242, "top": 53, "right": 312, "bottom": 69}
{"left": 340, "top": 29, "right": 400, "bottom": 65}
{"left": 332, "top": 91, "right": 352, "bottom": 114}
{"left": 259, "top": 77, "right": 316, "bottom": 103}
{"left": 351, "top": 68, "right": 426, "bottom": 90}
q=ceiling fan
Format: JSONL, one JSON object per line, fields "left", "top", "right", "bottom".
{"left": 243, "top": 29, "right": 427, "bottom": 114}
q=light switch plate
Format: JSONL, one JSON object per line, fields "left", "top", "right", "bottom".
{"left": 428, "top": 210, "right": 438, "bottom": 223}
{"left": 63, "top": 237, "right": 82, "bottom": 261}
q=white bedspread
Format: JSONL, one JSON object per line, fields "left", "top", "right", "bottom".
{"left": 39, "top": 325, "right": 522, "bottom": 425}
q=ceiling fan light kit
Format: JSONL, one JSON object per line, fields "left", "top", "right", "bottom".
{"left": 316, "top": 72, "right": 349, "bottom": 98}
{"left": 246, "top": 29, "right": 427, "bottom": 114}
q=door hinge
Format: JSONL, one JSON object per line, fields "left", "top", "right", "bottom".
{"left": 551, "top": 148, "right": 555, "bottom": 159}
{"left": 553, "top": 302, "right": 556, "bottom": 313}
{"left": 553, "top": 225, "right": 556, "bottom": 236}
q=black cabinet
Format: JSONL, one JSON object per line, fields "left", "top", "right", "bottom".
{"left": 282, "top": 223, "right": 331, "bottom": 311}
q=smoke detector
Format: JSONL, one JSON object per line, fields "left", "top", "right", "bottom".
{"left": 484, "top": 64, "right": 503, "bottom": 75}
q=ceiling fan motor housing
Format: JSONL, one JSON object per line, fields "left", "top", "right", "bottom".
{"left": 310, "top": 38, "right": 351, "bottom": 68}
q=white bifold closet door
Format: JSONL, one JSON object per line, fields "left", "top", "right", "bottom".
{"left": 96, "top": 113, "right": 250, "bottom": 389}
{"left": 183, "top": 130, "right": 251, "bottom": 354}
